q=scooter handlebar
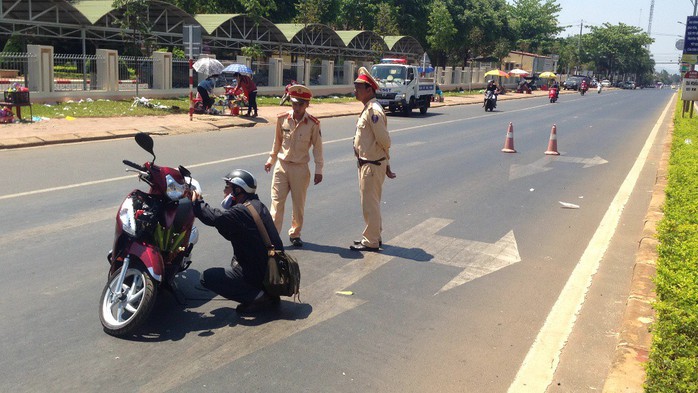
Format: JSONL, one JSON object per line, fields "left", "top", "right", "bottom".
{"left": 123, "top": 160, "right": 145, "bottom": 172}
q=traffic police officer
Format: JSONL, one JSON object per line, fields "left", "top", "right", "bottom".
{"left": 350, "top": 67, "right": 396, "bottom": 251}
{"left": 264, "top": 84, "right": 324, "bottom": 247}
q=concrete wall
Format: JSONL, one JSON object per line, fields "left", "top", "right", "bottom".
{"left": 23, "top": 45, "right": 500, "bottom": 103}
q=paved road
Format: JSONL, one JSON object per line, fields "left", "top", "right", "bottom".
{"left": 0, "top": 88, "right": 673, "bottom": 392}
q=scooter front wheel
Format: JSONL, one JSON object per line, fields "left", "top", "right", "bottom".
{"left": 99, "top": 265, "right": 157, "bottom": 337}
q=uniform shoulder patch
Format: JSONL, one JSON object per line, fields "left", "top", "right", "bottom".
{"left": 371, "top": 114, "right": 380, "bottom": 123}
{"left": 307, "top": 114, "right": 320, "bottom": 125}
{"left": 370, "top": 101, "right": 384, "bottom": 112}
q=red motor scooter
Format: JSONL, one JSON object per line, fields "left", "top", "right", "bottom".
{"left": 99, "top": 132, "right": 200, "bottom": 337}
{"left": 548, "top": 87, "right": 558, "bottom": 103}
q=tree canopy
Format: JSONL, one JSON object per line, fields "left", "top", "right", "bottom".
{"left": 106, "top": 0, "right": 660, "bottom": 78}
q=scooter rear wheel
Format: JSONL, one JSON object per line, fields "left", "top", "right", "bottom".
{"left": 99, "top": 265, "right": 157, "bottom": 337}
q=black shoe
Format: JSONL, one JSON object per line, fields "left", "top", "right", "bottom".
{"left": 236, "top": 293, "right": 281, "bottom": 314}
{"left": 252, "top": 112, "right": 258, "bottom": 118}
{"left": 350, "top": 244, "right": 380, "bottom": 252}
{"left": 353, "top": 239, "right": 382, "bottom": 247}
{"left": 290, "top": 237, "right": 303, "bottom": 247}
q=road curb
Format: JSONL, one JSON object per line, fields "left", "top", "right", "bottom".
{"left": 601, "top": 114, "right": 671, "bottom": 392}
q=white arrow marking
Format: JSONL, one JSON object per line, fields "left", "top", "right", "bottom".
{"left": 380, "top": 218, "right": 521, "bottom": 295}
{"left": 554, "top": 155, "right": 608, "bottom": 168}
{"left": 140, "top": 218, "right": 520, "bottom": 392}
{"left": 509, "top": 155, "right": 608, "bottom": 180}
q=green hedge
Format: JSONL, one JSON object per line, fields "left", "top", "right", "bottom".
{"left": 645, "top": 102, "right": 698, "bottom": 392}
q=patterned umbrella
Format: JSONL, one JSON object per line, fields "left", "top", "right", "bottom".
{"left": 508, "top": 68, "right": 530, "bottom": 77}
{"left": 193, "top": 57, "right": 224, "bottom": 76}
{"left": 484, "top": 69, "right": 509, "bottom": 78}
{"left": 222, "top": 63, "right": 253, "bottom": 75}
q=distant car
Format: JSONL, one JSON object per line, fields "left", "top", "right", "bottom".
{"left": 562, "top": 75, "right": 591, "bottom": 90}
{"left": 622, "top": 81, "right": 636, "bottom": 90}
{"left": 562, "top": 76, "right": 581, "bottom": 90}
{"left": 601, "top": 79, "right": 612, "bottom": 87}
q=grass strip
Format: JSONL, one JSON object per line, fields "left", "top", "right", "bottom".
{"left": 645, "top": 101, "right": 698, "bottom": 392}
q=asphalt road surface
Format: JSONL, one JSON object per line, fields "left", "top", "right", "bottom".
{"left": 0, "top": 88, "right": 674, "bottom": 392}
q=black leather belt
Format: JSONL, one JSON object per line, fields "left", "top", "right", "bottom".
{"left": 357, "top": 157, "right": 385, "bottom": 167}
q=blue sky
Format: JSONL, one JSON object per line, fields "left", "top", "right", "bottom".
{"left": 553, "top": 0, "right": 696, "bottom": 74}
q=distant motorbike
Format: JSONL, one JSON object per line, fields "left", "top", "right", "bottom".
{"left": 484, "top": 90, "right": 497, "bottom": 112}
{"left": 99, "top": 132, "right": 200, "bottom": 337}
{"left": 548, "top": 87, "right": 558, "bottom": 103}
{"left": 280, "top": 80, "right": 299, "bottom": 105}
{"left": 597, "top": 84, "right": 602, "bottom": 94}
{"left": 579, "top": 82, "right": 588, "bottom": 96}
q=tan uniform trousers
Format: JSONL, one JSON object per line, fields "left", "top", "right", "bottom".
{"left": 270, "top": 160, "right": 311, "bottom": 238}
{"left": 358, "top": 162, "right": 386, "bottom": 248}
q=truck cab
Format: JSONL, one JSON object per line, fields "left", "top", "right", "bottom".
{"left": 372, "top": 59, "right": 435, "bottom": 115}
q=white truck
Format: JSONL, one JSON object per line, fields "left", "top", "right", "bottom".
{"left": 371, "top": 59, "right": 435, "bottom": 115}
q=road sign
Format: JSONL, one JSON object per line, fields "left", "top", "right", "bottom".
{"left": 682, "top": 70, "right": 698, "bottom": 101}
{"left": 183, "top": 25, "right": 202, "bottom": 59}
{"left": 683, "top": 16, "right": 698, "bottom": 55}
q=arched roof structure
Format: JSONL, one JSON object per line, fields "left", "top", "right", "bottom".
{"left": 195, "top": 14, "right": 286, "bottom": 52}
{"left": 0, "top": 0, "right": 93, "bottom": 42}
{"left": 0, "top": 0, "right": 425, "bottom": 62}
{"left": 82, "top": 0, "right": 197, "bottom": 47}
{"left": 275, "top": 23, "right": 345, "bottom": 57}
{"left": 384, "top": 36, "right": 424, "bottom": 61}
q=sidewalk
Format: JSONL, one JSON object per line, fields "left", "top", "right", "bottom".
{"left": 0, "top": 87, "right": 655, "bottom": 391}
{"left": 0, "top": 89, "right": 553, "bottom": 149}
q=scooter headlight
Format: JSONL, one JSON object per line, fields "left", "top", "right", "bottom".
{"left": 119, "top": 197, "right": 137, "bottom": 237}
{"left": 166, "top": 174, "right": 186, "bottom": 200}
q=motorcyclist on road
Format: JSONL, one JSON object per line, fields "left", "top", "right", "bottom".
{"left": 485, "top": 80, "right": 500, "bottom": 108}
{"left": 580, "top": 79, "right": 589, "bottom": 93}
{"left": 551, "top": 81, "right": 560, "bottom": 98}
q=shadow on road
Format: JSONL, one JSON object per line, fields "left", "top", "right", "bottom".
{"left": 301, "top": 241, "right": 433, "bottom": 262}
{"left": 115, "top": 268, "right": 312, "bottom": 342}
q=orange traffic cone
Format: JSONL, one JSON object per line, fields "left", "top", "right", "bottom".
{"left": 501, "top": 122, "right": 516, "bottom": 153}
{"left": 545, "top": 124, "right": 560, "bottom": 155}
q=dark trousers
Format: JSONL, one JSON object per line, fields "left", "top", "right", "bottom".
{"left": 247, "top": 90, "right": 258, "bottom": 115}
{"left": 201, "top": 265, "right": 261, "bottom": 304}
{"left": 197, "top": 86, "right": 214, "bottom": 110}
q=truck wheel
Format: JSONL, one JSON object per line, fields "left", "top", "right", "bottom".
{"left": 402, "top": 98, "right": 414, "bottom": 116}
{"left": 420, "top": 105, "right": 428, "bottom": 114}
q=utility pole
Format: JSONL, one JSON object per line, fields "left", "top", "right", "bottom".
{"left": 577, "top": 20, "right": 583, "bottom": 74}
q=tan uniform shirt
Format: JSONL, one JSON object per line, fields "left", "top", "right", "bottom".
{"left": 354, "top": 98, "right": 390, "bottom": 164}
{"left": 269, "top": 111, "right": 324, "bottom": 174}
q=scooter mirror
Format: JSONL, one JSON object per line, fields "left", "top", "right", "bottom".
{"left": 179, "top": 165, "right": 191, "bottom": 178}
{"left": 135, "top": 132, "right": 155, "bottom": 157}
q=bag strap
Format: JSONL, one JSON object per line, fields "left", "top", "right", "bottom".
{"left": 244, "top": 201, "right": 273, "bottom": 249}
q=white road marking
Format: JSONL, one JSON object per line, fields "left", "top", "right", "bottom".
{"left": 0, "top": 100, "right": 554, "bottom": 201}
{"left": 509, "top": 155, "right": 608, "bottom": 180}
{"left": 507, "top": 93, "right": 675, "bottom": 393}
{"left": 141, "top": 217, "right": 520, "bottom": 391}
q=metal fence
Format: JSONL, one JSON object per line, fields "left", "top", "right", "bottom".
{"left": 53, "top": 54, "right": 100, "bottom": 91}
{"left": 309, "top": 64, "right": 322, "bottom": 86}
{"left": 251, "top": 62, "right": 269, "bottom": 87}
{"left": 0, "top": 52, "right": 32, "bottom": 90}
{"left": 173, "top": 58, "right": 195, "bottom": 89}
{"left": 118, "top": 56, "right": 153, "bottom": 91}
{"left": 333, "top": 65, "right": 345, "bottom": 85}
